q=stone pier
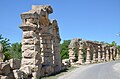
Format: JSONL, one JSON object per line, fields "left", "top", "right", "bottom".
{"left": 101, "top": 45, "right": 106, "bottom": 62}
{"left": 20, "top": 10, "right": 41, "bottom": 78}
{"left": 92, "top": 49, "right": 96, "bottom": 63}
{"left": 68, "top": 38, "right": 81, "bottom": 64}
{"left": 116, "top": 47, "right": 119, "bottom": 60}
{"left": 77, "top": 46, "right": 84, "bottom": 64}
{"left": 50, "top": 20, "right": 61, "bottom": 73}
{"left": 68, "top": 48, "right": 75, "bottom": 64}
{"left": 98, "top": 46, "right": 101, "bottom": 62}
{"left": 110, "top": 47, "right": 113, "bottom": 61}
{"left": 106, "top": 47, "right": 110, "bottom": 61}
{"left": 85, "top": 46, "right": 91, "bottom": 64}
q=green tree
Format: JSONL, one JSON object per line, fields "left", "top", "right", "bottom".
{"left": 0, "top": 35, "right": 11, "bottom": 60}
{"left": 111, "top": 41, "right": 117, "bottom": 46}
{"left": 109, "top": 41, "right": 120, "bottom": 55}
{"left": 60, "top": 40, "right": 71, "bottom": 59}
{"left": 118, "top": 46, "right": 120, "bottom": 55}
{"left": 0, "top": 35, "right": 10, "bottom": 52}
{"left": 8, "top": 43, "right": 22, "bottom": 59}
{"left": 0, "top": 35, "right": 22, "bottom": 60}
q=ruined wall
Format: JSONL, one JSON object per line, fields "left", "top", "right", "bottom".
{"left": 69, "top": 38, "right": 119, "bottom": 65}
{"left": 20, "top": 5, "right": 61, "bottom": 78}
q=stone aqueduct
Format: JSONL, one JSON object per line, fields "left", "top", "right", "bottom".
{"left": 0, "top": 5, "right": 119, "bottom": 79}
{"left": 69, "top": 38, "right": 119, "bottom": 64}
{"left": 20, "top": 5, "right": 61, "bottom": 78}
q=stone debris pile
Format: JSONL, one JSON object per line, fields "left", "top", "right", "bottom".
{"left": 0, "top": 43, "right": 21, "bottom": 79}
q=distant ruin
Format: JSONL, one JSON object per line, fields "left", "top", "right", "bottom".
{"left": 69, "top": 38, "right": 119, "bottom": 65}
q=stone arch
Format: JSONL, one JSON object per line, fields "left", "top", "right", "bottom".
{"left": 68, "top": 38, "right": 81, "bottom": 63}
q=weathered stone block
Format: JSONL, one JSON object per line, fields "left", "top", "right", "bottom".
{"left": 46, "top": 40, "right": 51, "bottom": 44}
{"left": 41, "top": 44, "right": 47, "bottom": 48}
{"left": 23, "top": 31, "right": 35, "bottom": 38}
{"left": 13, "top": 69, "right": 27, "bottom": 79}
{"left": 43, "top": 57, "right": 53, "bottom": 65}
{"left": 20, "top": 66, "right": 32, "bottom": 75}
{"left": 0, "top": 44, "right": 3, "bottom": 53}
{"left": 21, "top": 59, "right": 41, "bottom": 66}
{"left": 34, "top": 45, "right": 40, "bottom": 51}
{"left": 61, "top": 63, "right": 67, "bottom": 71}
{"left": 9, "top": 59, "right": 21, "bottom": 70}
{"left": 22, "top": 51, "right": 41, "bottom": 59}
{"left": 20, "top": 65, "right": 41, "bottom": 79}
{"left": 46, "top": 44, "right": 52, "bottom": 48}
{"left": 7, "top": 72, "right": 14, "bottom": 79}
{"left": 0, "top": 53, "right": 5, "bottom": 62}
{"left": 0, "top": 75, "right": 9, "bottom": 79}
{"left": 0, "top": 62, "right": 11, "bottom": 75}
{"left": 44, "top": 53, "right": 53, "bottom": 57}
{"left": 22, "top": 45, "right": 34, "bottom": 51}
{"left": 13, "top": 70, "right": 22, "bottom": 79}
{"left": 62, "top": 59, "right": 71, "bottom": 67}
{"left": 31, "top": 72, "right": 37, "bottom": 79}
{"left": 22, "top": 38, "right": 34, "bottom": 45}
{"left": 41, "top": 66, "right": 54, "bottom": 76}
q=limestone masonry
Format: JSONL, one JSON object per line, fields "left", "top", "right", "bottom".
{"left": 69, "top": 38, "right": 119, "bottom": 65}
{"left": 19, "top": 5, "right": 61, "bottom": 78}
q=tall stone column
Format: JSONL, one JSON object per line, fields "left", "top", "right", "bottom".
{"left": 85, "top": 46, "right": 91, "bottom": 64}
{"left": 98, "top": 46, "right": 101, "bottom": 62}
{"left": 110, "top": 47, "right": 113, "bottom": 61}
{"left": 116, "top": 47, "right": 119, "bottom": 60}
{"left": 112, "top": 47, "right": 115, "bottom": 60}
{"left": 92, "top": 49, "right": 97, "bottom": 63}
{"left": 20, "top": 12, "right": 41, "bottom": 79}
{"left": 68, "top": 38, "right": 81, "bottom": 64}
{"left": 113, "top": 47, "right": 116, "bottom": 60}
{"left": 90, "top": 47, "right": 93, "bottom": 63}
{"left": 69, "top": 48, "right": 75, "bottom": 64}
{"left": 106, "top": 47, "right": 110, "bottom": 61}
{"left": 53, "top": 37, "right": 61, "bottom": 73}
{"left": 104, "top": 47, "right": 107, "bottom": 61}
{"left": 101, "top": 45, "right": 105, "bottom": 62}
{"left": 50, "top": 20, "right": 61, "bottom": 73}
{"left": 41, "top": 35, "right": 52, "bottom": 66}
{"left": 95, "top": 46, "right": 98, "bottom": 62}
{"left": 77, "top": 46, "right": 84, "bottom": 64}
{"left": 40, "top": 34, "right": 54, "bottom": 76}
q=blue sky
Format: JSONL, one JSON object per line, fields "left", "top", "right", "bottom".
{"left": 0, "top": 0, "right": 120, "bottom": 45}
